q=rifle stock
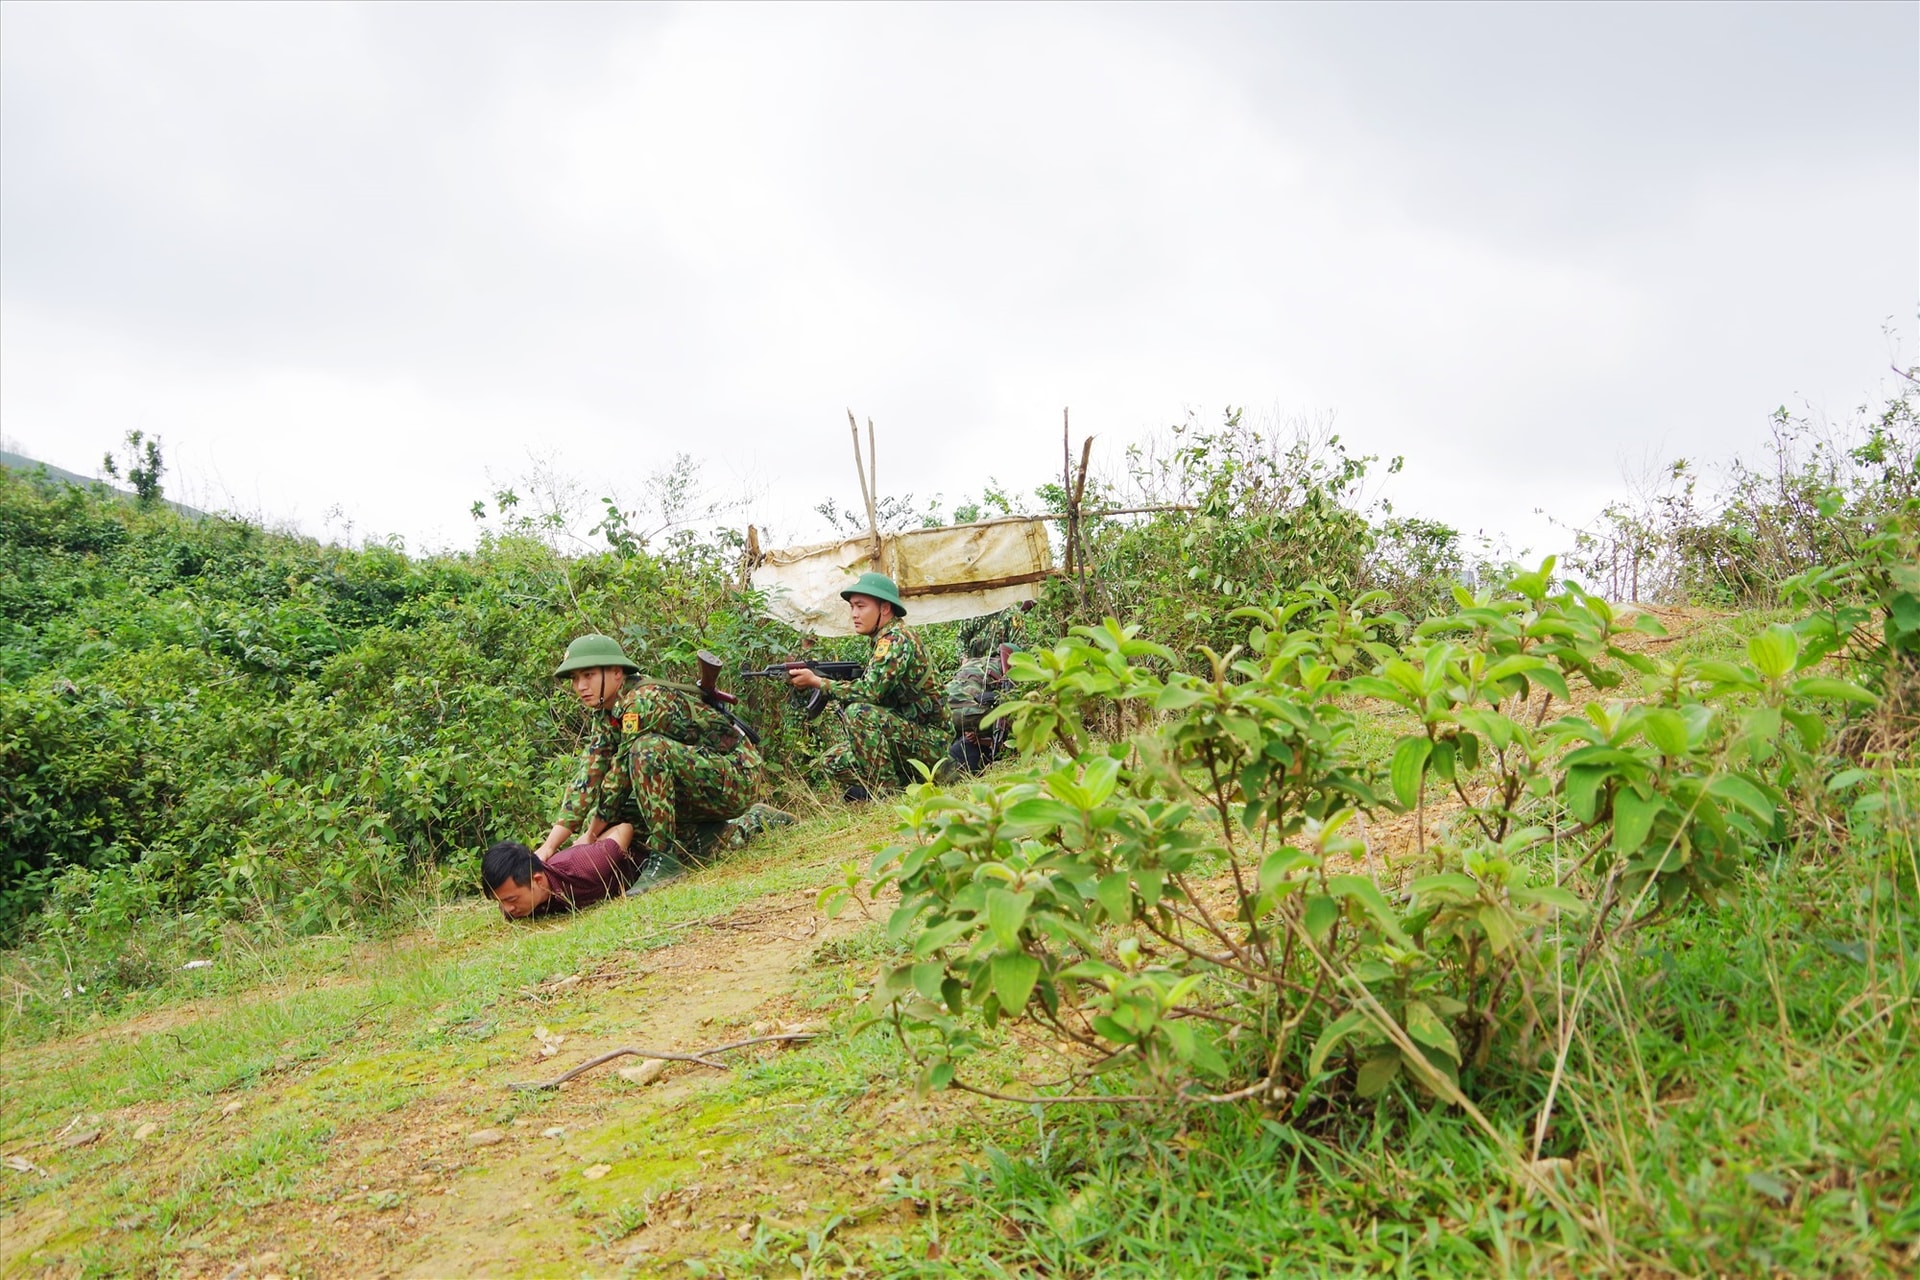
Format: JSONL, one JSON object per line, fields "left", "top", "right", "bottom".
{"left": 695, "top": 649, "right": 737, "bottom": 705}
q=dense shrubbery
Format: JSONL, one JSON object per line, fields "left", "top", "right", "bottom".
{"left": 0, "top": 467, "right": 830, "bottom": 962}
{"left": 1055, "top": 411, "right": 1471, "bottom": 658}
{"left": 7, "top": 385, "right": 1909, "bottom": 1015}
{"left": 854, "top": 400, "right": 1915, "bottom": 1123}
{"left": 0, "top": 412, "right": 1472, "bottom": 964}
{"left": 859, "top": 568, "right": 1888, "bottom": 1103}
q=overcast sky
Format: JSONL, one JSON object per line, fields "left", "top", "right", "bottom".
{"left": 2, "top": 1, "right": 1913, "bottom": 557}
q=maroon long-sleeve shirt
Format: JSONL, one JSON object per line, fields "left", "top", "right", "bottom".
{"left": 530, "top": 838, "right": 641, "bottom": 915}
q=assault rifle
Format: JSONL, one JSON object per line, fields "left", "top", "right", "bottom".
{"left": 695, "top": 650, "right": 760, "bottom": 745}
{"left": 740, "top": 659, "right": 865, "bottom": 718}
{"left": 695, "top": 650, "right": 740, "bottom": 706}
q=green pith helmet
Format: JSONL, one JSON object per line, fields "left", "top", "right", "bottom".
{"left": 840, "top": 570, "right": 907, "bottom": 616}
{"left": 552, "top": 634, "right": 641, "bottom": 678}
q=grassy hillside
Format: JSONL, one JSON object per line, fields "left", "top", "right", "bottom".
{"left": 1, "top": 612, "right": 1912, "bottom": 1276}
{"left": 0, "top": 461, "right": 854, "bottom": 966}
{"left": 2, "top": 400, "right": 1914, "bottom": 1276}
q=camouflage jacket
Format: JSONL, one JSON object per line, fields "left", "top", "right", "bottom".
{"left": 554, "top": 676, "right": 745, "bottom": 827}
{"left": 824, "top": 617, "right": 946, "bottom": 728}
{"left": 958, "top": 604, "right": 1034, "bottom": 658}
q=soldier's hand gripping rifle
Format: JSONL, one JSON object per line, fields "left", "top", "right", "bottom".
{"left": 739, "top": 659, "right": 865, "bottom": 718}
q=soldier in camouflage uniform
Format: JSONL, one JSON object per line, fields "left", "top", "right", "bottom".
{"left": 956, "top": 599, "right": 1035, "bottom": 660}
{"left": 788, "top": 572, "right": 948, "bottom": 800}
{"left": 941, "top": 600, "right": 1041, "bottom": 779}
{"left": 533, "top": 634, "right": 765, "bottom": 890}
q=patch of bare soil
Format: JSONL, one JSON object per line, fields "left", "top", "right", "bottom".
{"left": 265, "top": 891, "right": 869, "bottom": 1279}
{"left": 3, "top": 888, "right": 882, "bottom": 1280}
{"left": 1607, "top": 602, "right": 1725, "bottom": 649}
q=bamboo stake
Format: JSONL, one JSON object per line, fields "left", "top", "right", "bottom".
{"left": 847, "top": 409, "right": 870, "bottom": 512}
{"left": 866, "top": 417, "right": 882, "bottom": 568}
{"left": 1062, "top": 409, "right": 1074, "bottom": 579}
{"left": 847, "top": 410, "right": 882, "bottom": 567}
{"left": 1073, "top": 433, "right": 1093, "bottom": 611}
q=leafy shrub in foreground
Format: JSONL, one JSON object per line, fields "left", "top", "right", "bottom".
{"left": 851, "top": 562, "right": 1877, "bottom": 1116}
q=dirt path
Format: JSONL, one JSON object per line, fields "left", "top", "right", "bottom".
{"left": 385, "top": 892, "right": 867, "bottom": 1279}
{"left": 3, "top": 885, "right": 882, "bottom": 1279}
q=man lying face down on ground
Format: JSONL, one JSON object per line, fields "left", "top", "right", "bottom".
{"left": 483, "top": 822, "right": 642, "bottom": 919}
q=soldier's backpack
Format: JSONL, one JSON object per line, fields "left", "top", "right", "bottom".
{"left": 945, "top": 653, "right": 1007, "bottom": 735}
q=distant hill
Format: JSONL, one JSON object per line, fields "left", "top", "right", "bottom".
{"left": 2, "top": 448, "right": 210, "bottom": 518}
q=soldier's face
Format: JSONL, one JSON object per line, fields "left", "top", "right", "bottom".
{"left": 570, "top": 666, "right": 624, "bottom": 710}
{"left": 848, "top": 595, "right": 892, "bottom": 636}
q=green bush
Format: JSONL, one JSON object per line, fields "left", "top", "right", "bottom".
{"left": 0, "top": 466, "right": 821, "bottom": 955}
{"left": 1564, "top": 385, "right": 1918, "bottom": 608}
{"left": 1021, "top": 410, "right": 1463, "bottom": 665}
{"left": 851, "top": 557, "right": 1881, "bottom": 1117}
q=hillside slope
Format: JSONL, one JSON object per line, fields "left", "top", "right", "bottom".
{"left": 4, "top": 686, "right": 1914, "bottom": 1278}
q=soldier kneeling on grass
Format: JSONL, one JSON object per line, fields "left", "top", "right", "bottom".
{"left": 518, "top": 633, "right": 771, "bottom": 902}
{"left": 786, "top": 572, "right": 948, "bottom": 802}
{"left": 940, "top": 599, "right": 1037, "bottom": 780}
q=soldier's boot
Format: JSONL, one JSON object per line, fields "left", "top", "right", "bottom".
{"left": 725, "top": 803, "right": 798, "bottom": 849}
{"left": 676, "top": 821, "right": 732, "bottom": 866}
{"left": 626, "top": 850, "right": 686, "bottom": 895}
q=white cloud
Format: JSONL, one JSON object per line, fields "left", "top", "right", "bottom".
{"left": 3, "top": 1, "right": 1911, "bottom": 562}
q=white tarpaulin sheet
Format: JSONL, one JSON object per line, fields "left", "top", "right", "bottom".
{"left": 750, "top": 517, "right": 1055, "bottom": 636}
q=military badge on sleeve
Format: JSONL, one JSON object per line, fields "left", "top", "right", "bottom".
{"left": 873, "top": 637, "right": 893, "bottom": 660}
{"left": 622, "top": 712, "right": 639, "bottom": 734}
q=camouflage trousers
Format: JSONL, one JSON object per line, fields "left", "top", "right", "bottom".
{"left": 591, "top": 735, "right": 762, "bottom": 857}
{"left": 821, "top": 702, "right": 950, "bottom": 792}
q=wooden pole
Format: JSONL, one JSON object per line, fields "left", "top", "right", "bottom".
{"left": 848, "top": 410, "right": 882, "bottom": 568}
{"left": 740, "top": 523, "right": 761, "bottom": 589}
{"left": 1062, "top": 408, "right": 1075, "bottom": 580}
{"left": 848, "top": 408, "right": 869, "bottom": 517}
{"left": 1072, "top": 434, "right": 1093, "bottom": 611}
{"left": 865, "top": 418, "right": 882, "bottom": 568}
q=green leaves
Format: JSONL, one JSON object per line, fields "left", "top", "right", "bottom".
{"left": 1390, "top": 736, "right": 1432, "bottom": 808}
{"left": 1327, "top": 875, "right": 1412, "bottom": 948}
{"left": 1304, "top": 895, "right": 1340, "bottom": 944}
{"left": 990, "top": 953, "right": 1040, "bottom": 1013}
{"left": 1746, "top": 624, "right": 1799, "bottom": 680}
{"left": 1309, "top": 1011, "right": 1367, "bottom": 1078}
{"left": 1403, "top": 999, "right": 1460, "bottom": 1065}
{"left": 1613, "top": 786, "right": 1661, "bottom": 855}
{"left": 1093, "top": 872, "right": 1133, "bottom": 921}
{"left": 1707, "top": 775, "right": 1778, "bottom": 828}
{"left": 1787, "top": 676, "right": 1875, "bottom": 704}
{"left": 985, "top": 888, "right": 1033, "bottom": 951}
{"left": 1257, "top": 847, "right": 1317, "bottom": 893}
{"left": 1508, "top": 883, "right": 1587, "bottom": 914}
{"left": 1640, "top": 708, "right": 1689, "bottom": 756}
{"left": 1355, "top": 1051, "right": 1402, "bottom": 1097}
{"left": 867, "top": 555, "right": 1876, "bottom": 1120}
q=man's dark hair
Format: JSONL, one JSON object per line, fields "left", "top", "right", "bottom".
{"left": 483, "top": 841, "right": 545, "bottom": 891}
